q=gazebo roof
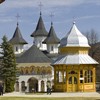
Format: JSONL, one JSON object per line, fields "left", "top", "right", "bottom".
{"left": 52, "top": 54, "right": 98, "bottom": 65}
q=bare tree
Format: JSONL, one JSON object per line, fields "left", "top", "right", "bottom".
{"left": 84, "top": 30, "right": 100, "bottom": 83}
{"left": 85, "top": 29, "right": 99, "bottom": 45}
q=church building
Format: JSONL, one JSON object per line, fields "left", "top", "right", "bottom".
{"left": 9, "top": 12, "right": 60, "bottom": 93}
{"left": 8, "top": 10, "right": 98, "bottom": 92}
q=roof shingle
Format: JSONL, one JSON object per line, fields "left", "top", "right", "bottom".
{"left": 17, "top": 45, "right": 52, "bottom": 63}
{"left": 31, "top": 12, "right": 48, "bottom": 37}
{"left": 43, "top": 22, "right": 60, "bottom": 44}
{"left": 9, "top": 23, "right": 27, "bottom": 44}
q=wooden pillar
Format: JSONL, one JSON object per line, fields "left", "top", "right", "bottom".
{"left": 66, "top": 66, "right": 68, "bottom": 92}
{"left": 93, "top": 67, "right": 96, "bottom": 91}
{"left": 78, "top": 67, "right": 80, "bottom": 92}
{"left": 83, "top": 69, "right": 85, "bottom": 92}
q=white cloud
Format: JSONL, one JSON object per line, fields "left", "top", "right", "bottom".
{"left": 52, "top": 15, "right": 100, "bottom": 24}
{"left": 2, "top": 0, "right": 98, "bottom": 10}
{"left": 76, "top": 15, "right": 100, "bottom": 20}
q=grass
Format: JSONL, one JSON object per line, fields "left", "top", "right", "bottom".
{"left": 0, "top": 97, "right": 100, "bottom": 100}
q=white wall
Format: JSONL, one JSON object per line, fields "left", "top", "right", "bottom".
{"left": 14, "top": 45, "right": 24, "bottom": 54}
{"left": 47, "top": 44, "right": 59, "bottom": 54}
{"left": 34, "top": 36, "right": 47, "bottom": 50}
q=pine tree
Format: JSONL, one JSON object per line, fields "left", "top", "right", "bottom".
{"left": 0, "top": 36, "right": 16, "bottom": 92}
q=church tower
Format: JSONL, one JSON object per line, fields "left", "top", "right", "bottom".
{"left": 9, "top": 22, "right": 28, "bottom": 54}
{"left": 43, "top": 22, "right": 60, "bottom": 54}
{"left": 31, "top": 12, "right": 48, "bottom": 51}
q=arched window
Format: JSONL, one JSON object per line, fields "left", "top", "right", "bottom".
{"left": 16, "top": 46, "right": 18, "bottom": 52}
{"left": 41, "top": 80, "right": 44, "bottom": 92}
{"left": 84, "top": 70, "right": 93, "bottom": 83}
{"left": 69, "top": 77, "right": 72, "bottom": 84}
{"left": 51, "top": 46, "right": 53, "bottom": 51}
{"left": 68, "top": 71, "right": 77, "bottom": 74}
{"left": 80, "top": 70, "right": 83, "bottom": 83}
{"left": 21, "top": 81, "right": 25, "bottom": 92}
{"left": 15, "top": 81, "right": 19, "bottom": 92}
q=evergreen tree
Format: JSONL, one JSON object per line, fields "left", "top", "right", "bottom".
{"left": 0, "top": 36, "right": 16, "bottom": 92}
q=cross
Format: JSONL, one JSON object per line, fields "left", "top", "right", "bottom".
{"left": 50, "top": 13, "right": 54, "bottom": 24}
{"left": 39, "top": 2, "right": 43, "bottom": 12}
{"left": 16, "top": 13, "right": 20, "bottom": 23}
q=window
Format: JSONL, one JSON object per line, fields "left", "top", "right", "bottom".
{"left": 64, "top": 71, "right": 66, "bottom": 83}
{"left": 16, "top": 46, "right": 18, "bottom": 52}
{"left": 51, "top": 46, "right": 53, "bottom": 51}
{"left": 84, "top": 70, "right": 93, "bottom": 83}
{"left": 59, "top": 71, "right": 63, "bottom": 82}
{"left": 56, "top": 71, "right": 63, "bottom": 83}
{"left": 56, "top": 71, "right": 59, "bottom": 83}
{"left": 68, "top": 71, "right": 77, "bottom": 74}
{"left": 69, "top": 77, "right": 72, "bottom": 84}
{"left": 74, "top": 77, "right": 77, "bottom": 84}
{"left": 80, "top": 70, "right": 83, "bottom": 83}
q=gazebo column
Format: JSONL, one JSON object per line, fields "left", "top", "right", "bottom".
{"left": 78, "top": 67, "right": 80, "bottom": 92}
{"left": 93, "top": 67, "right": 96, "bottom": 91}
{"left": 83, "top": 69, "right": 85, "bottom": 92}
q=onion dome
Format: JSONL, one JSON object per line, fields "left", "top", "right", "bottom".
{"left": 9, "top": 23, "right": 28, "bottom": 45}
{"left": 43, "top": 22, "right": 60, "bottom": 44}
{"left": 60, "top": 22, "right": 90, "bottom": 47}
{"left": 31, "top": 12, "right": 48, "bottom": 37}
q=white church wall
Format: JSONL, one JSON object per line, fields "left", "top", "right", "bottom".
{"left": 47, "top": 44, "right": 59, "bottom": 54}
{"left": 14, "top": 45, "right": 24, "bottom": 54}
{"left": 34, "top": 36, "right": 47, "bottom": 50}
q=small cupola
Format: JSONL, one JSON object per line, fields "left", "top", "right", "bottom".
{"left": 43, "top": 22, "right": 60, "bottom": 54}
{"left": 30, "top": 12, "right": 48, "bottom": 50}
{"left": 60, "top": 22, "right": 90, "bottom": 47}
{"left": 9, "top": 22, "right": 28, "bottom": 54}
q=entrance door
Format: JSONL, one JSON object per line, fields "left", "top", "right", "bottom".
{"left": 28, "top": 77, "right": 38, "bottom": 92}
{"left": 68, "top": 76, "right": 78, "bottom": 92}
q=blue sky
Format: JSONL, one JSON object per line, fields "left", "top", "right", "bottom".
{"left": 0, "top": 0, "right": 100, "bottom": 46}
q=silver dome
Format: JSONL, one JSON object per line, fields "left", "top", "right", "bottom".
{"left": 60, "top": 22, "right": 90, "bottom": 47}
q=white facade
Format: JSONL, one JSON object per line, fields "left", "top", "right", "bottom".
{"left": 47, "top": 44, "right": 59, "bottom": 54}
{"left": 15, "top": 75, "right": 54, "bottom": 92}
{"left": 34, "top": 36, "right": 47, "bottom": 50}
{"left": 14, "top": 45, "right": 24, "bottom": 54}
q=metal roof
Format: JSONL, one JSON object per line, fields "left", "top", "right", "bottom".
{"left": 60, "top": 22, "right": 90, "bottom": 47}
{"left": 31, "top": 12, "right": 48, "bottom": 37}
{"left": 52, "top": 54, "right": 98, "bottom": 65}
{"left": 17, "top": 45, "right": 52, "bottom": 63}
{"left": 43, "top": 22, "right": 60, "bottom": 44}
{"left": 9, "top": 23, "right": 28, "bottom": 45}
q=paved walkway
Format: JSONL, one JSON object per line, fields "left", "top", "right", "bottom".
{"left": 2, "top": 92, "right": 100, "bottom": 97}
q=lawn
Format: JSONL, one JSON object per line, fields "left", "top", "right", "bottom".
{"left": 0, "top": 97, "right": 100, "bottom": 100}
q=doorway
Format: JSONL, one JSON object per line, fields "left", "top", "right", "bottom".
{"left": 68, "top": 71, "right": 78, "bottom": 92}
{"left": 28, "top": 77, "right": 38, "bottom": 92}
